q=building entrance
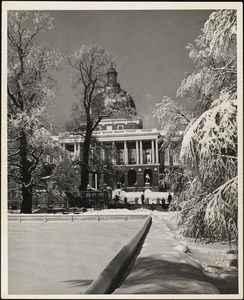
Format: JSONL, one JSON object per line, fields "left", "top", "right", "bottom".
{"left": 128, "top": 170, "right": 137, "bottom": 187}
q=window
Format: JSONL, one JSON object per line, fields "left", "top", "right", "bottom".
{"left": 65, "top": 143, "right": 74, "bottom": 152}
{"left": 118, "top": 125, "right": 123, "bottom": 130}
{"left": 117, "top": 149, "right": 124, "bottom": 164}
{"left": 164, "top": 149, "right": 170, "bottom": 166}
{"left": 90, "top": 149, "right": 94, "bottom": 160}
{"left": 96, "top": 126, "right": 101, "bottom": 131}
{"left": 128, "top": 148, "right": 136, "bottom": 164}
{"left": 105, "top": 148, "right": 111, "bottom": 163}
{"left": 128, "top": 170, "right": 137, "bottom": 187}
{"left": 145, "top": 150, "right": 151, "bottom": 164}
{"left": 47, "top": 155, "right": 54, "bottom": 164}
{"left": 106, "top": 125, "right": 112, "bottom": 131}
{"left": 173, "top": 153, "right": 180, "bottom": 165}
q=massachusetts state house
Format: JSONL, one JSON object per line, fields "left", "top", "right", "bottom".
{"left": 49, "top": 65, "right": 182, "bottom": 192}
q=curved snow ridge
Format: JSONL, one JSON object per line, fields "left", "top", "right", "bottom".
{"left": 83, "top": 214, "right": 152, "bottom": 294}
{"left": 114, "top": 212, "right": 220, "bottom": 294}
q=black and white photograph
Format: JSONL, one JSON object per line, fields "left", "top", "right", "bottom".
{"left": 1, "top": 1, "right": 243, "bottom": 299}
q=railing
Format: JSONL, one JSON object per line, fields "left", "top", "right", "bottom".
{"left": 8, "top": 214, "right": 149, "bottom": 223}
{"left": 94, "top": 128, "right": 158, "bottom": 135}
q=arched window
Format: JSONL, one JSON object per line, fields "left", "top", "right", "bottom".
{"left": 128, "top": 170, "right": 137, "bottom": 187}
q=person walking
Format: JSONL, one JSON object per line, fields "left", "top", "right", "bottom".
{"left": 141, "top": 193, "right": 145, "bottom": 204}
{"left": 168, "top": 193, "right": 172, "bottom": 204}
{"left": 161, "top": 198, "right": 165, "bottom": 209}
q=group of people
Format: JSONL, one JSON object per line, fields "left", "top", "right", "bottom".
{"left": 141, "top": 192, "right": 173, "bottom": 211}
{"left": 161, "top": 192, "right": 172, "bottom": 210}
{"left": 113, "top": 190, "right": 173, "bottom": 210}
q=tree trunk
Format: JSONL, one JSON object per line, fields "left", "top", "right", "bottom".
{"left": 20, "top": 131, "right": 33, "bottom": 213}
{"left": 21, "top": 185, "right": 32, "bottom": 213}
{"left": 80, "top": 167, "right": 89, "bottom": 191}
{"left": 80, "top": 128, "right": 92, "bottom": 191}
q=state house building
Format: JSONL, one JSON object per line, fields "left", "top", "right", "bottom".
{"left": 50, "top": 65, "right": 181, "bottom": 192}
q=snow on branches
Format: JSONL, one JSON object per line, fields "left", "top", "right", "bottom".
{"left": 177, "top": 10, "right": 237, "bottom": 117}
{"left": 174, "top": 10, "right": 238, "bottom": 244}
{"left": 7, "top": 11, "right": 61, "bottom": 212}
{"left": 154, "top": 96, "right": 191, "bottom": 132}
{"left": 153, "top": 96, "right": 192, "bottom": 150}
{"left": 180, "top": 97, "right": 237, "bottom": 189}
{"left": 205, "top": 176, "right": 238, "bottom": 244}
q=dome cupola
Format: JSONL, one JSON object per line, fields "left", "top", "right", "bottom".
{"left": 93, "top": 64, "right": 137, "bottom": 117}
{"left": 106, "top": 63, "right": 120, "bottom": 91}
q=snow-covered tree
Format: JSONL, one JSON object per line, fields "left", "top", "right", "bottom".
{"left": 177, "top": 9, "right": 237, "bottom": 117}
{"left": 178, "top": 10, "right": 238, "bottom": 246}
{"left": 7, "top": 11, "right": 61, "bottom": 213}
{"left": 67, "top": 45, "right": 135, "bottom": 191}
{"left": 153, "top": 94, "right": 192, "bottom": 195}
{"left": 153, "top": 96, "right": 192, "bottom": 150}
{"left": 46, "top": 154, "right": 80, "bottom": 206}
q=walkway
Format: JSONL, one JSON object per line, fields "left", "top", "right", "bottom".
{"left": 114, "top": 212, "right": 222, "bottom": 294}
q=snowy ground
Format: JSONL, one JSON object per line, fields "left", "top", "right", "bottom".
{"left": 90, "top": 209, "right": 238, "bottom": 294}
{"left": 8, "top": 208, "right": 239, "bottom": 296}
{"left": 161, "top": 211, "right": 239, "bottom": 294}
{"left": 8, "top": 217, "right": 145, "bottom": 295}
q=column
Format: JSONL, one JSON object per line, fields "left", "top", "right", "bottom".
{"left": 112, "top": 142, "right": 116, "bottom": 164}
{"left": 73, "top": 143, "right": 76, "bottom": 157}
{"left": 77, "top": 143, "right": 81, "bottom": 158}
{"left": 155, "top": 138, "right": 159, "bottom": 164}
{"left": 136, "top": 140, "right": 139, "bottom": 164}
{"left": 76, "top": 143, "right": 79, "bottom": 158}
{"left": 95, "top": 173, "right": 98, "bottom": 190}
{"left": 140, "top": 140, "right": 143, "bottom": 164}
{"left": 101, "top": 143, "right": 105, "bottom": 161}
{"left": 124, "top": 141, "right": 128, "bottom": 164}
{"left": 100, "top": 173, "right": 104, "bottom": 189}
{"left": 151, "top": 139, "right": 155, "bottom": 164}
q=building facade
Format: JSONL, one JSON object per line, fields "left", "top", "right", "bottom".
{"left": 54, "top": 122, "right": 180, "bottom": 192}
{"left": 50, "top": 65, "right": 181, "bottom": 192}
{"left": 8, "top": 65, "right": 182, "bottom": 211}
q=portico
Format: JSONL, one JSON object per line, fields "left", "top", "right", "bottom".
{"left": 92, "top": 129, "right": 161, "bottom": 190}
{"left": 96, "top": 129, "right": 160, "bottom": 166}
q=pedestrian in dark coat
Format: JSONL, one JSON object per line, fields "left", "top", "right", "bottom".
{"left": 168, "top": 193, "right": 172, "bottom": 204}
{"left": 141, "top": 193, "right": 145, "bottom": 204}
{"left": 161, "top": 198, "right": 165, "bottom": 208}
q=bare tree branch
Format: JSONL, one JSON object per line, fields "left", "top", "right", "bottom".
{"left": 8, "top": 150, "right": 21, "bottom": 157}
{"left": 7, "top": 87, "right": 21, "bottom": 109}
{"left": 28, "top": 149, "right": 43, "bottom": 174}
{"left": 8, "top": 162, "right": 23, "bottom": 169}
{"left": 8, "top": 136, "right": 22, "bottom": 143}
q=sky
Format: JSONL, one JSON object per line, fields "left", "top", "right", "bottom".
{"left": 37, "top": 9, "right": 214, "bottom": 129}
